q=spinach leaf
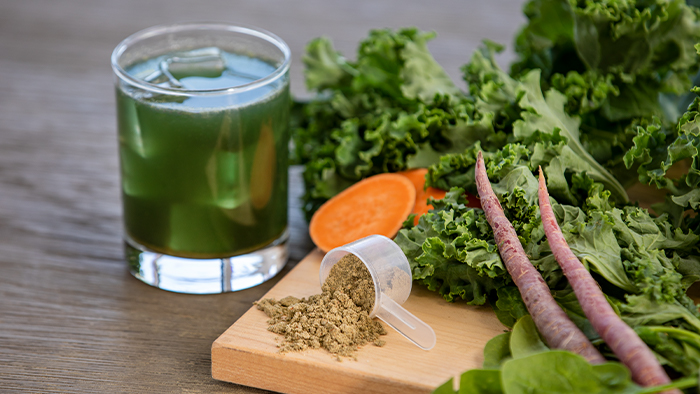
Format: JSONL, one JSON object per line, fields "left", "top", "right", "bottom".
{"left": 502, "top": 351, "right": 617, "bottom": 394}
{"left": 433, "top": 378, "right": 457, "bottom": 394}
{"left": 435, "top": 316, "right": 700, "bottom": 394}
{"left": 459, "top": 369, "right": 502, "bottom": 394}
{"left": 482, "top": 332, "right": 512, "bottom": 369}
{"left": 509, "top": 315, "right": 548, "bottom": 359}
{"left": 433, "top": 370, "right": 503, "bottom": 394}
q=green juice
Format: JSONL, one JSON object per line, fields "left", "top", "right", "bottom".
{"left": 116, "top": 50, "right": 289, "bottom": 259}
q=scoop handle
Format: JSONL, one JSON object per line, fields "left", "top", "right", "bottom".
{"left": 376, "top": 293, "right": 436, "bottom": 350}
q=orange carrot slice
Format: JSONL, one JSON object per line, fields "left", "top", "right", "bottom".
{"left": 397, "top": 169, "right": 446, "bottom": 226}
{"left": 397, "top": 168, "right": 481, "bottom": 225}
{"left": 411, "top": 187, "right": 447, "bottom": 225}
{"left": 397, "top": 168, "right": 430, "bottom": 192}
{"left": 309, "top": 173, "right": 416, "bottom": 252}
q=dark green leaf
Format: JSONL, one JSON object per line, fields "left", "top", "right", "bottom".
{"left": 510, "top": 315, "right": 549, "bottom": 359}
{"left": 458, "top": 369, "right": 502, "bottom": 394}
{"left": 482, "top": 332, "right": 512, "bottom": 369}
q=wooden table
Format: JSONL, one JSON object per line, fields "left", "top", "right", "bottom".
{"left": 0, "top": 1, "right": 525, "bottom": 392}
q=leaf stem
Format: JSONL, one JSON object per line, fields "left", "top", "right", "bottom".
{"left": 636, "top": 376, "right": 697, "bottom": 393}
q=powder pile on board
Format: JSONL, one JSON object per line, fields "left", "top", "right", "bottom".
{"left": 256, "top": 254, "right": 386, "bottom": 360}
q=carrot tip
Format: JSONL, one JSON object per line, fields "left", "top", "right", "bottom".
{"left": 538, "top": 168, "right": 546, "bottom": 187}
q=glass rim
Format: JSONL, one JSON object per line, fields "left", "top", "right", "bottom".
{"left": 110, "top": 22, "right": 291, "bottom": 97}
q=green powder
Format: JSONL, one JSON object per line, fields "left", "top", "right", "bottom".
{"left": 255, "top": 254, "right": 386, "bottom": 360}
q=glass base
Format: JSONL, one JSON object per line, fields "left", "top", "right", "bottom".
{"left": 125, "top": 231, "right": 289, "bottom": 294}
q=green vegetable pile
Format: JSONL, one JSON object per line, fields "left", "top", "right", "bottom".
{"left": 432, "top": 315, "right": 697, "bottom": 393}
{"left": 292, "top": 28, "right": 479, "bottom": 219}
{"left": 292, "top": 0, "right": 700, "bottom": 392}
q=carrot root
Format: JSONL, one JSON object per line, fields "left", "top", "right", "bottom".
{"left": 537, "top": 167, "right": 677, "bottom": 391}
{"left": 475, "top": 152, "right": 605, "bottom": 364}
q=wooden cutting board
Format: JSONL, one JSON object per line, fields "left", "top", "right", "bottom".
{"left": 212, "top": 249, "right": 507, "bottom": 394}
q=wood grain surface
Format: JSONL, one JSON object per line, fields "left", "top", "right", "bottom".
{"left": 212, "top": 250, "right": 506, "bottom": 394}
{"left": 0, "top": 1, "right": 525, "bottom": 392}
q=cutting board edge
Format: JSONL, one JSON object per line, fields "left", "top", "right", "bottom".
{"left": 211, "top": 337, "right": 435, "bottom": 394}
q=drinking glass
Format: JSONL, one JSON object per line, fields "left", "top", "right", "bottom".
{"left": 111, "top": 23, "right": 291, "bottom": 294}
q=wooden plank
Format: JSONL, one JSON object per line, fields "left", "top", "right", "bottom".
{"left": 212, "top": 250, "right": 506, "bottom": 393}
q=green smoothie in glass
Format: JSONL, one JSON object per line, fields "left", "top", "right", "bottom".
{"left": 117, "top": 50, "right": 289, "bottom": 258}
{"left": 112, "top": 24, "right": 291, "bottom": 293}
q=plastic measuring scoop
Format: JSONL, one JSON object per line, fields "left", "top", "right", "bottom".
{"left": 319, "top": 234, "right": 437, "bottom": 350}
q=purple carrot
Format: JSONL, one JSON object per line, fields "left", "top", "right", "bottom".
{"left": 537, "top": 167, "right": 677, "bottom": 391}
{"left": 474, "top": 152, "right": 605, "bottom": 364}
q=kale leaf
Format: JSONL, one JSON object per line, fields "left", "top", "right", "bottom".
{"left": 293, "top": 29, "right": 480, "bottom": 219}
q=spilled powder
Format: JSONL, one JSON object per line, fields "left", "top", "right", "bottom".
{"left": 255, "top": 254, "right": 386, "bottom": 360}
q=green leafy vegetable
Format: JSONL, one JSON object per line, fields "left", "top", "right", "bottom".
{"left": 434, "top": 317, "right": 698, "bottom": 394}
{"left": 512, "top": 0, "right": 700, "bottom": 191}
{"left": 502, "top": 352, "right": 632, "bottom": 394}
{"left": 508, "top": 315, "right": 548, "bottom": 359}
{"left": 396, "top": 186, "right": 507, "bottom": 305}
{"left": 482, "top": 332, "right": 512, "bottom": 369}
{"left": 512, "top": 0, "right": 700, "bottom": 120}
{"left": 625, "top": 80, "right": 700, "bottom": 232}
{"left": 293, "top": 0, "right": 700, "bottom": 390}
{"left": 293, "top": 28, "right": 480, "bottom": 219}
{"left": 397, "top": 149, "right": 700, "bottom": 378}
{"left": 514, "top": 69, "right": 628, "bottom": 202}
{"left": 461, "top": 44, "right": 630, "bottom": 204}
